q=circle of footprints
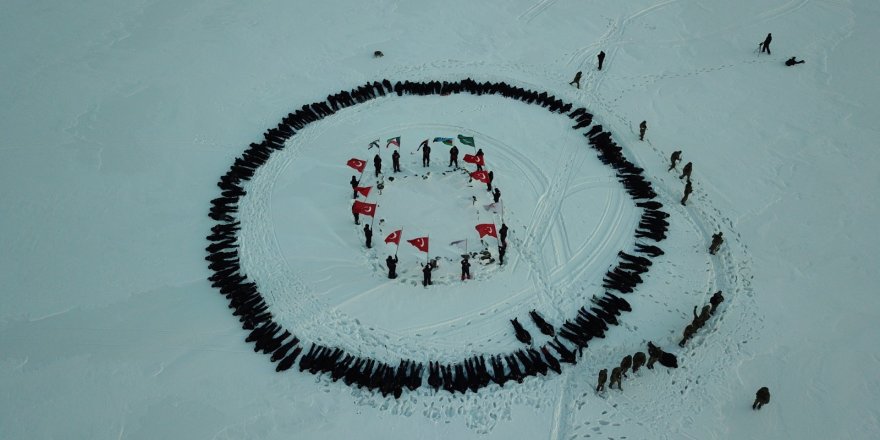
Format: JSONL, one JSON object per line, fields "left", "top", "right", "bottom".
{"left": 206, "top": 79, "right": 669, "bottom": 398}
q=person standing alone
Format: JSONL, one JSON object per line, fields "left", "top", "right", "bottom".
{"left": 569, "top": 71, "right": 582, "bottom": 89}
{"left": 760, "top": 33, "right": 772, "bottom": 54}
{"left": 597, "top": 51, "right": 606, "bottom": 71}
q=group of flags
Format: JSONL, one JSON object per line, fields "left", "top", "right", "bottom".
{"left": 346, "top": 134, "right": 501, "bottom": 257}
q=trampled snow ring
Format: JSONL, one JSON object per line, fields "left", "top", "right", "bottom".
{"left": 206, "top": 79, "right": 669, "bottom": 396}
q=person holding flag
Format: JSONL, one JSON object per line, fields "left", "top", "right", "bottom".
{"left": 470, "top": 170, "right": 489, "bottom": 185}
{"left": 493, "top": 188, "right": 501, "bottom": 203}
{"left": 499, "top": 223, "right": 509, "bottom": 245}
{"left": 354, "top": 185, "right": 371, "bottom": 199}
{"left": 486, "top": 171, "right": 494, "bottom": 192}
{"left": 463, "top": 152, "right": 485, "bottom": 170}
{"left": 422, "top": 143, "right": 431, "bottom": 167}
{"left": 460, "top": 255, "right": 471, "bottom": 281}
{"left": 476, "top": 148, "right": 485, "bottom": 171}
{"left": 363, "top": 224, "right": 373, "bottom": 248}
{"left": 352, "top": 200, "right": 377, "bottom": 225}
{"left": 386, "top": 255, "right": 398, "bottom": 279}
{"left": 422, "top": 262, "right": 433, "bottom": 287}
{"left": 449, "top": 145, "right": 459, "bottom": 168}
{"left": 350, "top": 175, "right": 359, "bottom": 199}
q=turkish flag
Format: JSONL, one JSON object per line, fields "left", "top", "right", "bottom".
{"left": 463, "top": 154, "right": 484, "bottom": 166}
{"left": 470, "top": 170, "right": 489, "bottom": 183}
{"left": 407, "top": 237, "right": 429, "bottom": 253}
{"left": 385, "top": 230, "right": 402, "bottom": 245}
{"left": 347, "top": 158, "right": 366, "bottom": 173}
{"left": 352, "top": 200, "right": 377, "bottom": 217}
{"left": 355, "top": 186, "right": 372, "bottom": 198}
{"left": 475, "top": 223, "right": 498, "bottom": 238}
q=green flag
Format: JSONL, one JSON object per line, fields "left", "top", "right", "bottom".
{"left": 457, "top": 135, "right": 475, "bottom": 147}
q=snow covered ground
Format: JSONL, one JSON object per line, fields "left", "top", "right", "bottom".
{"left": 1, "top": 0, "right": 879, "bottom": 439}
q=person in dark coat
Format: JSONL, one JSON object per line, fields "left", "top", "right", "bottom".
{"left": 373, "top": 154, "right": 382, "bottom": 177}
{"left": 753, "top": 387, "right": 770, "bottom": 410}
{"left": 386, "top": 255, "right": 398, "bottom": 279}
{"left": 392, "top": 150, "right": 401, "bottom": 172}
{"left": 709, "top": 232, "right": 724, "bottom": 255}
{"left": 710, "top": 290, "right": 724, "bottom": 314}
{"left": 785, "top": 56, "right": 805, "bottom": 66}
{"left": 681, "top": 179, "right": 693, "bottom": 206}
{"left": 498, "top": 243, "right": 507, "bottom": 265}
{"left": 422, "top": 144, "right": 431, "bottom": 167}
{"left": 668, "top": 150, "right": 682, "bottom": 171}
{"left": 569, "top": 71, "right": 583, "bottom": 89}
{"left": 363, "top": 224, "right": 372, "bottom": 248}
{"left": 350, "top": 175, "right": 359, "bottom": 199}
{"left": 680, "top": 162, "right": 693, "bottom": 180}
{"left": 499, "top": 223, "right": 508, "bottom": 245}
{"left": 476, "top": 148, "right": 484, "bottom": 171}
{"left": 487, "top": 171, "right": 494, "bottom": 192}
{"left": 596, "top": 368, "right": 607, "bottom": 392}
{"left": 352, "top": 205, "right": 360, "bottom": 225}
{"left": 639, "top": 120, "right": 647, "bottom": 141}
{"left": 460, "top": 256, "right": 471, "bottom": 280}
{"left": 449, "top": 145, "right": 459, "bottom": 168}
{"left": 493, "top": 188, "right": 501, "bottom": 203}
{"left": 422, "top": 262, "right": 433, "bottom": 286}
{"left": 760, "top": 33, "right": 772, "bottom": 54}
{"left": 597, "top": 51, "right": 606, "bottom": 70}
{"left": 609, "top": 367, "right": 622, "bottom": 390}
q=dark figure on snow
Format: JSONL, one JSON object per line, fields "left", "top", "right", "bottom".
{"left": 569, "top": 71, "right": 582, "bottom": 89}
{"left": 422, "top": 144, "right": 431, "bottom": 167}
{"left": 373, "top": 50, "right": 384, "bottom": 58}
{"left": 639, "top": 120, "right": 647, "bottom": 141}
{"left": 609, "top": 367, "right": 622, "bottom": 390}
{"left": 498, "top": 243, "right": 507, "bottom": 265}
{"left": 760, "top": 33, "right": 772, "bottom": 54}
{"left": 668, "top": 150, "right": 682, "bottom": 171}
{"left": 632, "top": 352, "right": 646, "bottom": 373}
{"left": 449, "top": 145, "right": 459, "bottom": 168}
{"left": 460, "top": 256, "right": 471, "bottom": 281}
{"left": 373, "top": 154, "right": 382, "bottom": 177}
{"left": 596, "top": 368, "right": 608, "bottom": 392}
{"left": 386, "top": 255, "right": 398, "bottom": 279}
{"left": 476, "top": 148, "right": 485, "bottom": 171}
{"left": 647, "top": 341, "right": 661, "bottom": 369}
{"left": 493, "top": 188, "right": 501, "bottom": 203}
{"left": 350, "top": 175, "right": 359, "bottom": 199}
{"left": 392, "top": 150, "right": 401, "bottom": 173}
{"left": 422, "top": 262, "right": 433, "bottom": 286}
{"left": 352, "top": 205, "right": 360, "bottom": 225}
{"left": 679, "top": 324, "right": 696, "bottom": 347}
{"left": 597, "top": 51, "right": 606, "bottom": 71}
{"left": 753, "top": 387, "right": 771, "bottom": 410}
{"left": 487, "top": 171, "right": 494, "bottom": 192}
{"left": 710, "top": 290, "right": 724, "bottom": 314}
{"left": 681, "top": 179, "right": 693, "bottom": 206}
{"left": 709, "top": 232, "right": 724, "bottom": 255}
{"left": 785, "top": 56, "right": 805, "bottom": 66}
{"left": 499, "top": 223, "right": 509, "bottom": 245}
{"left": 620, "top": 354, "right": 633, "bottom": 378}
{"left": 680, "top": 162, "right": 693, "bottom": 180}
{"left": 363, "top": 224, "right": 372, "bottom": 248}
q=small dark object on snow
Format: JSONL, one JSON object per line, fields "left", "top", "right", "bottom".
{"left": 709, "top": 232, "right": 724, "bottom": 255}
{"left": 710, "top": 290, "right": 724, "bottom": 314}
{"left": 529, "top": 310, "right": 555, "bottom": 336}
{"left": 569, "top": 71, "right": 582, "bottom": 89}
{"left": 596, "top": 368, "right": 608, "bottom": 392}
{"left": 511, "top": 318, "right": 532, "bottom": 345}
{"left": 753, "top": 386, "right": 771, "bottom": 410}
{"left": 609, "top": 367, "right": 622, "bottom": 390}
{"left": 631, "top": 351, "right": 646, "bottom": 373}
{"left": 785, "top": 56, "right": 805, "bottom": 66}
{"left": 373, "top": 50, "right": 384, "bottom": 58}
{"left": 668, "top": 150, "right": 682, "bottom": 171}
{"left": 597, "top": 51, "right": 606, "bottom": 70}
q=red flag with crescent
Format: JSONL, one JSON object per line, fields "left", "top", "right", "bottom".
{"left": 347, "top": 158, "right": 366, "bottom": 173}
{"left": 463, "top": 154, "right": 484, "bottom": 166}
{"left": 352, "top": 201, "right": 377, "bottom": 217}
{"left": 470, "top": 170, "right": 489, "bottom": 183}
{"left": 385, "top": 230, "right": 402, "bottom": 245}
{"left": 355, "top": 186, "right": 372, "bottom": 198}
{"left": 475, "top": 223, "right": 498, "bottom": 238}
{"left": 407, "top": 237, "right": 429, "bottom": 253}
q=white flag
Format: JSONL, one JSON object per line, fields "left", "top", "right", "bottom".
{"left": 484, "top": 202, "right": 501, "bottom": 213}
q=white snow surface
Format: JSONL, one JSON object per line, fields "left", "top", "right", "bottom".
{"left": 1, "top": 0, "right": 879, "bottom": 439}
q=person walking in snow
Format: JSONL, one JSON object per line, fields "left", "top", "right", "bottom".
{"left": 392, "top": 149, "right": 401, "bottom": 173}
{"left": 350, "top": 175, "right": 359, "bottom": 199}
{"left": 460, "top": 256, "right": 471, "bottom": 280}
{"left": 710, "top": 290, "right": 724, "bottom": 314}
{"left": 597, "top": 51, "right": 606, "bottom": 71}
{"left": 386, "top": 255, "right": 398, "bottom": 279}
{"left": 668, "top": 150, "right": 682, "bottom": 171}
{"left": 596, "top": 368, "right": 608, "bottom": 392}
{"left": 498, "top": 243, "right": 507, "bottom": 265}
{"left": 752, "top": 387, "right": 771, "bottom": 410}
{"left": 422, "top": 262, "right": 433, "bottom": 286}
{"left": 486, "top": 171, "right": 494, "bottom": 192}
{"left": 680, "top": 162, "right": 693, "bottom": 180}
{"left": 499, "top": 223, "right": 509, "bottom": 246}
{"left": 639, "top": 120, "right": 647, "bottom": 141}
{"left": 422, "top": 144, "right": 431, "bottom": 167}
{"left": 681, "top": 179, "right": 693, "bottom": 206}
{"left": 493, "top": 188, "right": 501, "bottom": 203}
{"left": 569, "top": 71, "right": 583, "bottom": 89}
{"left": 709, "top": 232, "right": 724, "bottom": 255}
{"left": 760, "top": 33, "right": 772, "bottom": 54}
{"left": 449, "top": 145, "right": 459, "bottom": 168}
{"left": 363, "top": 224, "right": 372, "bottom": 248}
{"left": 373, "top": 154, "right": 382, "bottom": 177}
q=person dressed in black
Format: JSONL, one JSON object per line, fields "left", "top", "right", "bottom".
{"left": 422, "top": 262, "right": 433, "bottom": 286}
{"left": 352, "top": 205, "right": 360, "bottom": 225}
{"left": 363, "top": 224, "right": 372, "bottom": 248}
{"left": 499, "top": 223, "right": 508, "bottom": 245}
{"left": 752, "top": 387, "right": 770, "bottom": 410}
{"left": 392, "top": 149, "right": 401, "bottom": 172}
{"left": 639, "top": 120, "right": 647, "bottom": 141}
{"left": 785, "top": 56, "right": 805, "bottom": 66}
{"left": 498, "top": 243, "right": 507, "bottom": 265}
{"left": 680, "top": 162, "right": 693, "bottom": 180}
{"left": 668, "top": 150, "right": 682, "bottom": 171}
{"left": 460, "top": 256, "right": 471, "bottom": 281}
{"left": 597, "top": 51, "right": 606, "bottom": 71}
{"left": 350, "top": 175, "right": 359, "bottom": 199}
{"left": 422, "top": 144, "right": 431, "bottom": 167}
{"left": 493, "top": 188, "right": 501, "bottom": 203}
{"left": 681, "top": 179, "right": 693, "bottom": 206}
{"left": 486, "top": 171, "right": 494, "bottom": 192}
{"left": 373, "top": 154, "right": 382, "bottom": 177}
{"left": 569, "top": 71, "right": 583, "bottom": 89}
{"left": 760, "top": 33, "right": 772, "bottom": 54}
{"left": 449, "top": 145, "right": 459, "bottom": 168}
{"left": 709, "top": 232, "right": 724, "bottom": 255}
{"left": 386, "top": 255, "right": 398, "bottom": 279}
{"left": 476, "top": 148, "right": 484, "bottom": 171}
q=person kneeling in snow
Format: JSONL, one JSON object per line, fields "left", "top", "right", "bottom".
{"left": 785, "top": 56, "right": 805, "bottom": 66}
